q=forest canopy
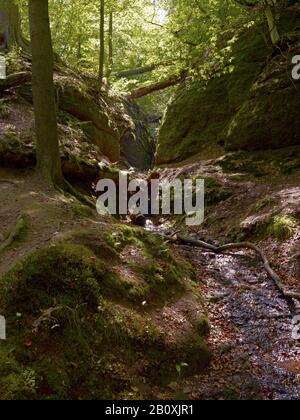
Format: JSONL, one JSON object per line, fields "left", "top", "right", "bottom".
{"left": 13, "top": 0, "right": 292, "bottom": 93}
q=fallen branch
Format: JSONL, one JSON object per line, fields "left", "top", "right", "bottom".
{"left": 127, "top": 70, "right": 188, "bottom": 100}
{"left": 0, "top": 213, "right": 26, "bottom": 254}
{"left": 115, "top": 65, "right": 158, "bottom": 79}
{"left": 175, "top": 235, "right": 300, "bottom": 302}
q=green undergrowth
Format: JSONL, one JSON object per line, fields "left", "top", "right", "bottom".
{"left": 0, "top": 101, "right": 11, "bottom": 119}
{"left": 266, "top": 215, "right": 297, "bottom": 241}
{"left": 229, "top": 213, "right": 298, "bottom": 243}
{"left": 0, "top": 224, "right": 210, "bottom": 400}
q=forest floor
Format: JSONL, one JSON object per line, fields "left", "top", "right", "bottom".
{"left": 0, "top": 152, "right": 300, "bottom": 400}
{"left": 0, "top": 167, "right": 89, "bottom": 276}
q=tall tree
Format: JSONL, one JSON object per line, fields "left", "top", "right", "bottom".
{"left": 264, "top": 0, "right": 280, "bottom": 45}
{"left": 235, "top": 0, "right": 281, "bottom": 45}
{"left": 28, "top": 0, "right": 63, "bottom": 186}
{"left": 98, "top": 0, "right": 105, "bottom": 89}
{"left": 106, "top": 11, "right": 113, "bottom": 82}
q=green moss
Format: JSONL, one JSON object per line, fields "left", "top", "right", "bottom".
{"left": 96, "top": 300, "right": 162, "bottom": 347}
{"left": 196, "top": 315, "right": 210, "bottom": 337}
{"left": 252, "top": 196, "right": 275, "bottom": 213}
{"left": 0, "top": 126, "right": 21, "bottom": 150}
{"left": 156, "top": 26, "right": 269, "bottom": 165}
{"left": 0, "top": 244, "right": 103, "bottom": 315}
{"left": 0, "top": 348, "right": 37, "bottom": 400}
{"left": 0, "top": 102, "right": 10, "bottom": 119}
{"left": 156, "top": 332, "right": 211, "bottom": 384}
{"left": 156, "top": 76, "right": 230, "bottom": 164}
{"left": 0, "top": 213, "right": 28, "bottom": 250}
{"left": 225, "top": 40, "right": 300, "bottom": 152}
{"left": 106, "top": 225, "right": 145, "bottom": 250}
{"left": 72, "top": 203, "right": 95, "bottom": 219}
{"left": 0, "top": 225, "right": 208, "bottom": 399}
{"left": 105, "top": 225, "right": 189, "bottom": 301}
{"left": 267, "top": 215, "right": 297, "bottom": 241}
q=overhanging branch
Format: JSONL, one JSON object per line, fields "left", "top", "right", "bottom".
{"left": 126, "top": 70, "right": 188, "bottom": 99}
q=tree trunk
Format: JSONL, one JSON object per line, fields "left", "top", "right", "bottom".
{"left": 106, "top": 11, "right": 113, "bottom": 81}
{"left": 0, "top": 0, "right": 28, "bottom": 51}
{"left": 264, "top": 1, "right": 280, "bottom": 45}
{"left": 98, "top": 0, "right": 105, "bottom": 89}
{"left": 28, "top": 0, "right": 63, "bottom": 186}
{"left": 127, "top": 70, "right": 188, "bottom": 100}
{"left": 115, "top": 65, "right": 158, "bottom": 79}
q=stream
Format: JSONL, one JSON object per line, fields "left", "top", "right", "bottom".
{"left": 146, "top": 220, "right": 300, "bottom": 400}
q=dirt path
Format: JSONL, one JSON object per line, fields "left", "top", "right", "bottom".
{"left": 176, "top": 245, "right": 300, "bottom": 400}
{"left": 0, "top": 168, "right": 86, "bottom": 275}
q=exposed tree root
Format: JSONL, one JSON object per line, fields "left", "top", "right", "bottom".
{"left": 173, "top": 234, "right": 300, "bottom": 304}
{"left": 127, "top": 69, "right": 188, "bottom": 99}
{"left": 0, "top": 213, "right": 26, "bottom": 254}
{"left": 0, "top": 179, "right": 17, "bottom": 185}
{"left": 59, "top": 180, "right": 95, "bottom": 209}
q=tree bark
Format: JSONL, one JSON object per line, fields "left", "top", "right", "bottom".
{"left": 264, "top": 1, "right": 280, "bottom": 45}
{"left": 0, "top": 0, "right": 28, "bottom": 51}
{"left": 106, "top": 11, "right": 113, "bottom": 81}
{"left": 98, "top": 0, "right": 105, "bottom": 89}
{"left": 28, "top": 0, "right": 63, "bottom": 186}
{"left": 115, "top": 65, "right": 158, "bottom": 79}
{"left": 127, "top": 70, "right": 188, "bottom": 100}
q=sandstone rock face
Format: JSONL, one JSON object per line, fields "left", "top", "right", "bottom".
{"left": 120, "top": 101, "right": 155, "bottom": 170}
{"left": 156, "top": 6, "right": 300, "bottom": 165}
{"left": 225, "top": 38, "right": 300, "bottom": 151}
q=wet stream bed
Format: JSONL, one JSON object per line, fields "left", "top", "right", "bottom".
{"left": 179, "top": 245, "right": 300, "bottom": 400}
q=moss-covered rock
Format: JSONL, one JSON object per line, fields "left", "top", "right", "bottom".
{"left": 156, "top": 76, "right": 230, "bottom": 164}
{"left": 121, "top": 100, "right": 155, "bottom": 170}
{"left": 225, "top": 38, "right": 300, "bottom": 151}
{"left": 0, "top": 225, "right": 210, "bottom": 400}
{"left": 156, "top": 25, "right": 270, "bottom": 165}
{"left": 156, "top": 6, "right": 300, "bottom": 165}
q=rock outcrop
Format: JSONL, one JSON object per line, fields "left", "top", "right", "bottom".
{"left": 156, "top": 5, "right": 300, "bottom": 165}
{"left": 0, "top": 55, "right": 155, "bottom": 178}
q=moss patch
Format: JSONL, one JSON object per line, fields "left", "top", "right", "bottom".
{"left": 0, "top": 225, "right": 210, "bottom": 400}
{"left": 267, "top": 216, "right": 297, "bottom": 241}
